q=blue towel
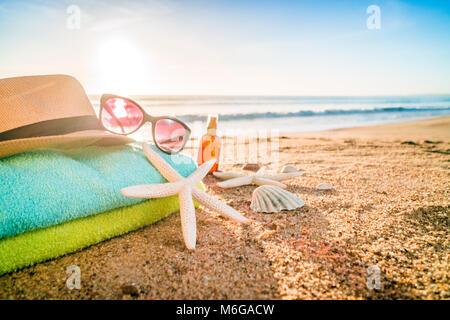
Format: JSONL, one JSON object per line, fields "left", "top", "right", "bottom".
{"left": 0, "top": 144, "right": 197, "bottom": 239}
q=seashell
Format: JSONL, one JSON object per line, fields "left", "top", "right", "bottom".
{"left": 281, "top": 165, "right": 298, "bottom": 173}
{"left": 250, "top": 185, "right": 305, "bottom": 213}
{"left": 317, "top": 183, "right": 332, "bottom": 190}
{"left": 212, "top": 171, "right": 244, "bottom": 180}
{"left": 242, "top": 163, "right": 261, "bottom": 172}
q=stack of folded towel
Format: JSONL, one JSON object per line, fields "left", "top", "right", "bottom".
{"left": 0, "top": 144, "right": 198, "bottom": 275}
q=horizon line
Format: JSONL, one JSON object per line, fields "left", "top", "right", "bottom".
{"left": 87, "top": 93, "right": 450, "bottom": 97}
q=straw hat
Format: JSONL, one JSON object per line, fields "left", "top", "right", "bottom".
{"left": 0, "top": 74, "right": 134, "bottom": 158}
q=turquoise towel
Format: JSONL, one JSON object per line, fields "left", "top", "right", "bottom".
{"left": 0, "top": 144, "right": 197, "bottom": 239}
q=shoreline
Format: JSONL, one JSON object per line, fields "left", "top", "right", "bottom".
{"left": 201, "top": 115, "right": 450, "bottom": 139}
{"left": 290, "top": 115, "right": 450, "bottom": 141}
{"left": 300, "top": 114, "right": 450, "bottom": 133}
{"left": 202, "top": 114, "right": 450, "bottom": 140}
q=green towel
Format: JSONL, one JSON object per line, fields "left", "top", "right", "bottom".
{"left": 0, "top": 192, "right": 202, "bottom": 275}
{"left": 0, "top": 144, "right": 197, "bottom": 239}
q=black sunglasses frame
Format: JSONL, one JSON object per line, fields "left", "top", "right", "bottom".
{"left": 99, "top": 94, "right": 191, "bottom": 154}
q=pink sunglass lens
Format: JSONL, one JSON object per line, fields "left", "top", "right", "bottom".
{"left": 154, "top": 119, "right": 188, "bottom": 153}
{"left": 101, "top": 98, "right": 143, "bottom": 135}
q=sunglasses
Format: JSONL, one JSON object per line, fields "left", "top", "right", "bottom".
{"left": 99, "top": 94, "right": 191, "bottom": 154}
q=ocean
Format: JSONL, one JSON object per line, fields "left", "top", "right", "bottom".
{"left": 90, "top": 95, "right": 450, "bottom": 138}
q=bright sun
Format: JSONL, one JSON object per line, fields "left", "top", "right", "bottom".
{"left": 94, "top": 39, "right": 149, "bottom": 95}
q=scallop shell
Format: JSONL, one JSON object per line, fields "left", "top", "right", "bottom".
{"left": 317, "top": 183, "right": 332, "bottom": 190}
{"left": 250, "top": 185, "right": 305, "bottom": 213}
{"left": 281, "top": 165, "right": 298, "bottom": 173}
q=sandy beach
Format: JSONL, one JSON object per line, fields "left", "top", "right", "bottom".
{"left": 0, "top": 116, "right": 448, "bottom": 300}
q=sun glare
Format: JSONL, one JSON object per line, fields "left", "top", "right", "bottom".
{"left": 112, "top": 98, "right": 128, "bottom": 118}
{"left": 94, "top": 39, "right": 149, "bottom": 95}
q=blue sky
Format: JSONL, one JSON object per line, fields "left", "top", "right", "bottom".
{"left": 0, "top": 0, "right": 449, "bottom": 95}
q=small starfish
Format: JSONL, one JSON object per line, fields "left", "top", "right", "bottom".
{"left": 213, "top": 168, "right": 303, "bottom": 189}
{"left": 121, "top": 143, "right": 249, "bottom": 250}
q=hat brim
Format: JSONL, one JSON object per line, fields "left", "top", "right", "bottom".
{"left": 0, "top": 130, "right": 135, "bottom": 159}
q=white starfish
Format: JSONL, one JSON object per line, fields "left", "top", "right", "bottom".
{"left": 213, "top": 168, "right": 303, "bottom": 189}
{"left": 121, "top": 143, "right": 249, "bottom": 250}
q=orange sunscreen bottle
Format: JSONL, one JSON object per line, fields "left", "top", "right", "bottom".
{"left": 197, "top": 115, "right": 221, "bottom": 173}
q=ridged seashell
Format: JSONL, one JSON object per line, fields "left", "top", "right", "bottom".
{"left": 281, "top": 165, "right": 298, "bottom": 173}
{"left": 317, "top": 183, "right": 332, "bottom": 190}
{"left": 250, "top": 185, "right": 305, "bottom": 213}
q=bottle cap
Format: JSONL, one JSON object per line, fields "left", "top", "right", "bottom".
{"left": 207, "top": 114, "right": 218, "bottom": 135}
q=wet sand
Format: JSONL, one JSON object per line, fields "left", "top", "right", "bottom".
{"left": 0, "top": 116, "right": 449, "bottom": 299}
